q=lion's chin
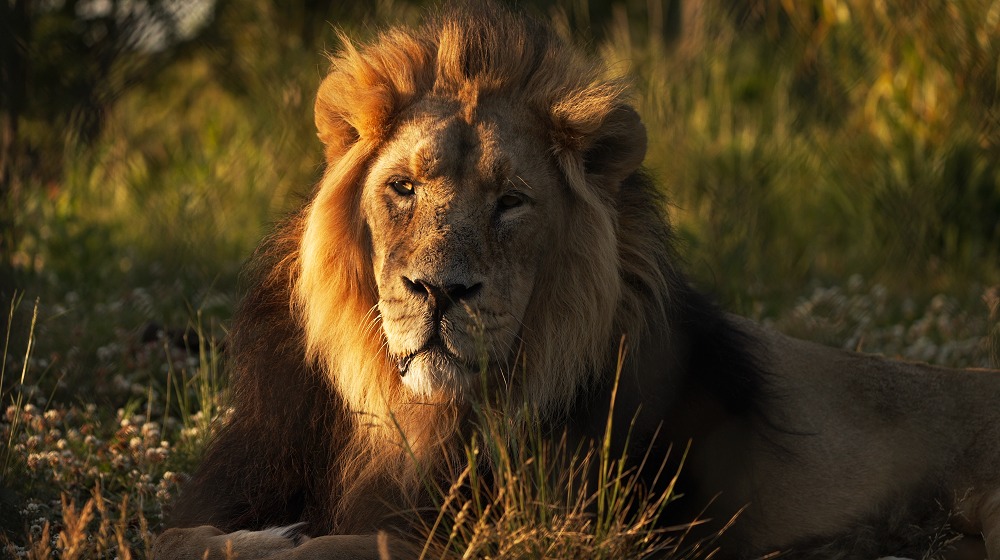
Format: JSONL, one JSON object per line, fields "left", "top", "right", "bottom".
{"left": 398, "top": 347, "right": 473, "bottom": 400}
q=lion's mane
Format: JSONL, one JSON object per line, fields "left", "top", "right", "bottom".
{"left": 168, "top": 2, "right": 734, "bottom": 537}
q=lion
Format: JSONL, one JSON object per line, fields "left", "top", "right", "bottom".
{"left": 154, "top": 3, "right": 1000, "bottom": 559}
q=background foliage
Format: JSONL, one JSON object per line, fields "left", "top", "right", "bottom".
{"left": 2, "top": 0, "right": 999, "bottom": 557}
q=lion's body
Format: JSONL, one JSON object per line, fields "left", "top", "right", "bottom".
{"left": 666, "top": 320, "right": 1000, "bottom": 557}
{"left": 156, "top": 4, "right": 1000, "bottom": 559}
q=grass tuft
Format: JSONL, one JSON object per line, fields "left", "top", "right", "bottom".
{"left": 412, "top": 341, "right": 716, "bottom": 559}
{"left": 19, "top": 487, "right": 150, "bottom": 560}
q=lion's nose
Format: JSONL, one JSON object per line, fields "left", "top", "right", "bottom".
{"left": 402, "top": 276, "right": 482, "bottom": 315}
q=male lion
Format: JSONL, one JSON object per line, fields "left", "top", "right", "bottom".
{"left": 156, "top": 3, "right": 1000, "bottom": 559}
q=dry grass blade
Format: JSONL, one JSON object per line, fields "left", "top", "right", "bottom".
{"left": 25, "top": 522, "right": 51, "bottom": 560}
{"left": 56, "top": 495, "right": 96, "bottom": 559}
{"left": 410, "top": 351, "right": 713, "bottom": 560}
{"left": 19, "top": 488, "right": 150, "bottom": 560}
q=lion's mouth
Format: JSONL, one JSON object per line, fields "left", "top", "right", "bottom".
{"left": 396, "top": 354, "right": 414, "bottom": 376}
{"left": 396, "top": 338, "right": 463, "bottom": 377}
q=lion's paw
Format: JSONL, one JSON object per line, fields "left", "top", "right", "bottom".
{"left": 154, "top": 523, "right": 310, "bottom": 560}
{"left": 224, "top": 522, "right": 309, "bottom": 552}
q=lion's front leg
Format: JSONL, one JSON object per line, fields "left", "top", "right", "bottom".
{"left": 154, "top": 525, "right": 417, "bottom": 560}
{"left": 153, "top": 524, "right": 302, "bottom": 560}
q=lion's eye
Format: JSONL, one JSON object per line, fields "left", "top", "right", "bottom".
{"left": 497, "top": 192, "right": 524, "bottom": 210}
{"left": 388, "top": 179, "right": 415, "bottom": 196}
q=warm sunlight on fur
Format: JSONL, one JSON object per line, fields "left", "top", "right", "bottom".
{"left": 298, "top": 1, "right": 659, "bottom": 416}
{"left": 294, "top": 0, "right": 670, "bottom": 481}
{"left": 156, "top": 3, "right": 1000, "bottom": 560}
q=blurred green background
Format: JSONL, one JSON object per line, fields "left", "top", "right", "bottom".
{"left": 2, "top": 0, "right": 999, "bottom": 390}
{"left": 1, "top": 1, "right": 999, "bottom": 554}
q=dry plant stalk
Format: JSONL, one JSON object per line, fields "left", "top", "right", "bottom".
{"left": 26, "top": 522, "right": 51, "bottom": 560}
{"left": 56, "top": 495, "right": 96, "bottom": 558}
{"left": 22, "top": 486, "right": 149, "bottom": 560}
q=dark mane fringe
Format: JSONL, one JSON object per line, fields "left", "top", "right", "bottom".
{"left": 167, "top": 211, "right": 348, "bottom": 535}
{"left": 617, "top": 170, "right": 771, "bottom": 421}
{"left": 675, "top": 286, "right": 772, "bottom": 418}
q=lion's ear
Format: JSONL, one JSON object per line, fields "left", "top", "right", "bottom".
{"left": 582, "top": 105, "right": 647, "bottom": 188}
{"left": 313, "top": 46, "right": 400, "bottom": 165}
{"left": 315, "top": 72, "right": 363, "bottom": 165}
{"left": 553, "top": 101, "right": 647, "bottom": 191}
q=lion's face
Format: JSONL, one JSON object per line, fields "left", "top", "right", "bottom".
{"left": 361, "top": 97, "right": 563, "bottom": 399}
{"left": 302, "top": 11, "right": 649, "bottom": 417}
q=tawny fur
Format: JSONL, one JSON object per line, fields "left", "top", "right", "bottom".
{"left": 293, "top": 1, "right": 668, "bottom": 518}
{"left": 158, "top": 4, "right": 1000, "bottom": 560}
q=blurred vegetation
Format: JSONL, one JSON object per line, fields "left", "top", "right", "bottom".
{"left": 1, "top": 0, "right": 999, "bottom": 556}
{"left": 634, "top": 0, "right": 1000, "bottom": 305}
{"left": 2, "top": 0, "right": 998, "bottom": 312}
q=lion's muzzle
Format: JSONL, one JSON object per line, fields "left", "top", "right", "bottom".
{"left": 382, "top": 273, "right": 489, "bottom": 396}
{"left": 401, "top": 275, "right": 483, "bottom": 319}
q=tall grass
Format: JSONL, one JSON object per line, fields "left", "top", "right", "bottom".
{"left": 625, "top": 0, "right": 1000, "bottom": 302}
{"left": 414, "top": 346, "right": 705, "bottom": 559}
{"left": 1, "top": 297, "right": 34, "bottom": 484}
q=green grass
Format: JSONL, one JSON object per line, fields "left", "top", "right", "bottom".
{"left": 630, "top": 0, "right": 1000, "bottom": 302}
{"left": 2, "top": 0, "right": 999, "bottom": 557}
{"left": 1, "top": 297, "right": 226, "bottom": 558}
{"left": 412, "top": 355, "right": 703, "bottom": 559}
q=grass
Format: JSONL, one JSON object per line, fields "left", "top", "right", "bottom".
{"left": 417, "top": 433, "right": 688, "bottom": 558}
{"left": 3, "top": 275, "right": 995, "bottom": 558}
{"left": 1, "top": 297, "right": 223, "bottom": 558}
{"left": 411, "top": 345, "right": 709, "bottom": 559}
{"left": 3, "top": 0, "right": 1000, "bottom": 558}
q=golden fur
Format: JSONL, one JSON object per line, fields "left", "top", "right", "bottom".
{"left": 156, "top": 4, "right": 1000, "bottom": 560}
{"left": 300, "top": 7, "right": 651, "bottom": 420}
{"left": 292, "top": 2, "right": 668, "bottom": 511}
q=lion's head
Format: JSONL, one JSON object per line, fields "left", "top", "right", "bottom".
{"left": 293, "top": 3, "right": 668, "bottom": 449}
